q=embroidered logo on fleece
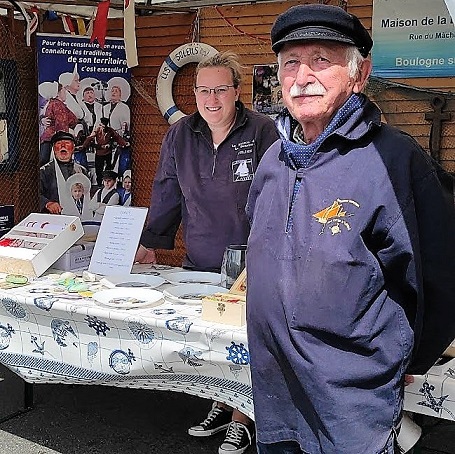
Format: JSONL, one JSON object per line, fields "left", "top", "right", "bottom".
{"left": 232, "top": 158, "right": 254, "bottom": 182}
{"left": 312, "top": 199, "right": 360, "bottom": 235}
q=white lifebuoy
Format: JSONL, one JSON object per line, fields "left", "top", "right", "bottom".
{"left": 156, "top": 42, "right": 219, "bottom": 125}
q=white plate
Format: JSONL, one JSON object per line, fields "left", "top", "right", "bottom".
{"left": 163, "top": 284, "right": 226, "bottom": 305}
{"left": 162, "top": 271, "right": 221, "bottom": 285}
{"left": 100, "top": 274, "right": 165, "bottom": 289}
{"left": 92, "top": 288, "right": 164, "bottom": 309}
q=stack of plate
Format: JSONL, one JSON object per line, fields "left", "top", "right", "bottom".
{"left": 100, "top": 274, "right": 165, "bottom": 289}
{"left": 163, "top": 283, "right": 226, "bottom": 305}
{"left": 92, "top": 288, "right": 164, "bottom": 309}
{"left": 161, "top": 271, "right": 221, "bottom": 285}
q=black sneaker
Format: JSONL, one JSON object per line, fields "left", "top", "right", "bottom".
{"left": 188, "top": 403, "right": 233, "bottom": 437}
{"left": 218, "top": 421, "right": 254, "bottom": 454}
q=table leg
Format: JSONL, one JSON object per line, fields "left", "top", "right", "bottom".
{"left": 24, "top": 382, "right": 34, "bottom": 409}
{"left": 0, "top": 380, "right": 34, "bottom": 423}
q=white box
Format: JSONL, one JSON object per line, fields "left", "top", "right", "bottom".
{"left": 0, "top": 213, "right": 83, "bottom": 277}
{"left": 52, "top": 241, "right": 95, "bottom": 271}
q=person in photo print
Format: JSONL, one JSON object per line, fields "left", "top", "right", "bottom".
{"left": 245, "top": 4, "right": 455, "bottom": 454}
{"left": 89, "top": 169, "right": 120, "bottom": 222}
{"left": 64, "top": 172, "right": 92, "bottom": 220}
{"left": 77, "top": 80, "right": 103, "bottom": 137}
{"left": 58, "top": 66, "right": 84, "bottom": 122}
{"left": 71, "top": 182, "right": 84, "bottom": 215}
{"left": 82, "top": 117, "right": 128, "bottom": 187}
{"left": 40, "top": 131, "right": 88, "bottom": 214}
{"left": 117, "top": 169, "right": 132, "bottom": 206}
{"left": 135, "top": 51, "right": 279, "bottom": 454}
{"left": 39, "top": 82, "right": 79, "bottom": 166}
{"left": 103, "top": 77, "right": 131, "bottom": 135}
{"left": 75, "top": 78, "right": 104, "bottom": 183}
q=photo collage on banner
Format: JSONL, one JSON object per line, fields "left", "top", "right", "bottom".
{"left": 37, "top": 34, "right": 132, "bottom": 239}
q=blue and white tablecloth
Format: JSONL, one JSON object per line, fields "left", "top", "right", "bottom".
{"left": 0, "top": 265, "right": 453, "bottom": 423}
{"left": 0, "top": 266, "right": 253, "bottom": 419}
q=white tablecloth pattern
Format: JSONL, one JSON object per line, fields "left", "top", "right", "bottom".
{"left": 0, "top": 265, "right": 454, "bottom": 423}
{"left": 404, "top": 356, "right": 455, "bottom": 421}
{"left": 0, "top": 267, "right": 253, "bottom": 419}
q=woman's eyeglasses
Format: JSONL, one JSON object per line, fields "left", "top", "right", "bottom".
{"left": 194, "top": 85, "right": 235, "bottom": 98}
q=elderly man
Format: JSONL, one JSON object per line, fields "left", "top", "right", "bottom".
{"left": 40, "top": 130, "right": 88, "bottom": 214}
{"left": 245, "top": 4, "right": 455, "bottom": 454}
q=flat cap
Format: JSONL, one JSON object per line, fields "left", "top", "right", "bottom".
{"left": 50, "top": 130, "right": 76, "bottom": 146}
{"left": 271, "top": 4, "right": 372, "bottom": 57}
{"left": 102, "top": 170, "right": 118, "bottom": 181}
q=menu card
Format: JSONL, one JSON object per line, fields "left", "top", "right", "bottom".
{"left": 88, "top": 205, "right": 148, "bottom": 275}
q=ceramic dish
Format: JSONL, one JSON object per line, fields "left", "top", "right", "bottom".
{"left": 163, "top": 283, "right": 226, "bottom": 305}
{"left": 161, "top": 271, "right": 222, "bottom": 286}
{"left": 100, "top": 274, "right": 165, "bottom": 289}
{"left": 92, "top": 288, "right": 164, "bottom": 309}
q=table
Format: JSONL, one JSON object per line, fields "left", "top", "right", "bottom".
{"left": 404, "top": 355, "right": 455, "bottom": 421}
{"left": 0, "top": 265, "right": 253, "bottom": 419}
{"left": 0, "top": 265, "right": 454, "bottom": 426}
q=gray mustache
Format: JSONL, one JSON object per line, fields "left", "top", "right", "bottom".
{"left": 290, "top": 83, "right": 326, "bottom": 97}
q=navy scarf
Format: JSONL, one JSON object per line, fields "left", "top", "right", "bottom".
{"left": 277, "top": 93, "right": 365, "bottom": 229}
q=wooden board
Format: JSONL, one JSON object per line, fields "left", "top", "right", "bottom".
{"left": 229, "top": 267, "right": 246, "bottom": 296}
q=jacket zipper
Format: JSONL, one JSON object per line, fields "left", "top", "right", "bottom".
{"left": 200, "top": 118, "right": 241, "bottom": 178}
{"left": 212, "top": 146, "right": 218, "bottom": 176}
{"left": 286, "top": 168, "right": 304, "bottom": 233}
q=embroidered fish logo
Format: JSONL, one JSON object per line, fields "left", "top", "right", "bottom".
{"left": 313, "top": 199, "right": 360, "bottom": 235}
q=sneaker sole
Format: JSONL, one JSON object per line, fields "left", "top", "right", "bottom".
{"left": 218, "top": 443, "right": 251, "bottom": 454}
{"left": 188, "top": 423, "right": 230, "bottom": 437}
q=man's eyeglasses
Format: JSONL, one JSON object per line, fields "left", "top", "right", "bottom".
{"left": 194, "top": 85, "right": 235, "bottom": 98}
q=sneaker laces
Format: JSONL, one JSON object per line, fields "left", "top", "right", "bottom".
{"left": 200, "top": 405, "right": 228, "bottom": 429}
{"left": 224, "top": 421, "right": 252, "bottom": 446}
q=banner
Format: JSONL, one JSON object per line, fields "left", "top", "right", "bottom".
{"left": 123, "top": 0, "right": 138, "bottom": 68}
{"left": 372, "top": 0, "right": 455, "bottom": 78}
{"left": 37, "top": 34, "right": 133, "bottom": 238}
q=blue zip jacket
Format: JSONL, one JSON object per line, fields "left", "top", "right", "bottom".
{"left": 141, "top": 101, "right": 279, "bottom": 270}
{"left": 246, "top": 96, "right": 455, "bottom": 453}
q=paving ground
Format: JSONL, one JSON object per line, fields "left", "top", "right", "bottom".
{"left": 0, "top": 376, "right": 233, "bottom": 453}
{"left": 0, "top": 365, "right": 454, "bottom": 454}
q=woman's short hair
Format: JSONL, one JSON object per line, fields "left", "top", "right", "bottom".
{"left": 196, "top": 51, "right": 243, "bottom": 88}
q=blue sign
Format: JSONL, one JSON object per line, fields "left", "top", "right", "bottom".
{"left": 372, "top": 0, "right": 455, "bottom": 77}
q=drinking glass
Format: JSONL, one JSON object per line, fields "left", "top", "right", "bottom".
{"left": 220, "top": 244, "right": 247, "bottom": 289}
